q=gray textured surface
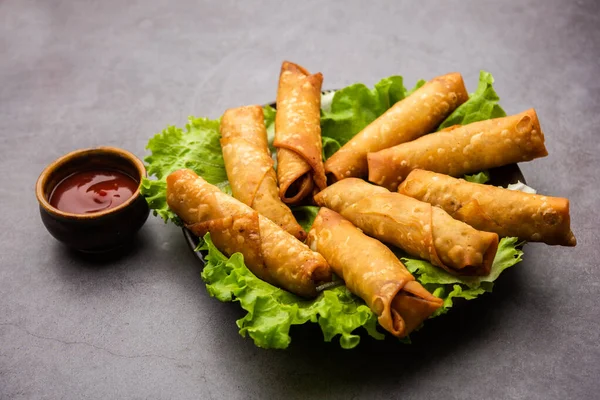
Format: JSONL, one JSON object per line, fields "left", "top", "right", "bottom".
{"left": 1, "top": 0, "right": 599, "bottom": 399}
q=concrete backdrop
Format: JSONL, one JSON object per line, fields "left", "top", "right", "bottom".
{"left": 1, "top": 0, "right": 599, "bottom": 399}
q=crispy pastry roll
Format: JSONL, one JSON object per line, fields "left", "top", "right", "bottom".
{"left": 307, "top": 208, "right": 443, "bottom": 337}
{"left": 368, "top": 109, "right": 548, "bottom": 191}
{"left": 398, "top": 169, "right": 576, "bottom": 246}
{"left": 314, "top": 178, "right": 499, "bottom": 276}
{"left": 220, "top": 105, "right": 306, "bottom": 240}
{"left": 166, "top": 169, "right": 331, "bottom": 298}
{"left": 323, "top": 73, "right": 468, "bottom": 182}
{"left": 274, "top": 61, "right": 327, "bottom": 204}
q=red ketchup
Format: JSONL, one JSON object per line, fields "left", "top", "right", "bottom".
{"left": 49, "top": 170, "right": 138, "bottom": 214}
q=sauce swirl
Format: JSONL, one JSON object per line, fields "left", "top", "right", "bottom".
{"left": 49, "top": 170, "right": 138, "bottom": 214}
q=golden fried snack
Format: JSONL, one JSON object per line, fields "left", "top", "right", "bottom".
{"left": 274, "top": 61, "right": 327, "bottom": 204}
{"left": 220, "top": 105, "right": 306, "bottom": 240}
{"left": 166, "top": 169, "right": 331, "bottom": 298}
{"left": 368, "top": 109, "right": 548, "bottom": 191}
{"left": 398, "top": 169, "right": 576, "bottom": 246}
{"left": 307, "top": 208, "right": 443, "bottom": 337}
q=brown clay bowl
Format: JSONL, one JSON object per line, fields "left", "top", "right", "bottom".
{"left": 36, "top": 147, "right": 150, "bottom": 253}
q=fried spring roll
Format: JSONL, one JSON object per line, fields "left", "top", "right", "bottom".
{"left": 323, "top": 73, "right": 468, "bottom": 182}
{"left": 398, "top": 169, "right": 576, "bottom": 246}
{"left": 274, "top": 61, "right": 327, "bottom": 204}
{"left": 314, "top": 179, "right": 499, "bottom": 276}
{"left": 368, "top": 109, "right": 548, "bottom": 191}
{"left": 166, "top": 169, "right": 331, "bottom": 298}
{"left": 220, "top": 106, "right": 306, "bottom": 240}
{"left": 307, "top": 208, "right": 443, "bottom": 337}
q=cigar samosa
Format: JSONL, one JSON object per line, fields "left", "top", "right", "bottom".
{"left": 220, "top": 105, "right": 306, "bottom": 240}
{"left": 166, "top": 169, "right": 331, "bottom": 298}
{"left": 274, "top": 61, "right": 327, "bottom": 204}
{"left": 368, "top": 109, "right": 548, "bottom": 191}
{"left": 307, "top": 208, "right": 443, "bottom": 337}
{"left": 398, "top": 169, "right": 576, "bottom": 246}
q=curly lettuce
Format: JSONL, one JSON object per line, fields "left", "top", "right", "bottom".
{"left": 464, "top": 171, "right": 491, "bottom": 184}
{"left": 403, "top": 237, "right": 524, "bottom": 317}
{"left": 200, "top": 234, "right": 383, "bottom": 349}
{"left": 200, "top": 233, "right": 522, "bottom": 348}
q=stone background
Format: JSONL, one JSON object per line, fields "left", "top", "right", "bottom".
{"left": 1, "top": 0, "right": 598, "bottom": 398}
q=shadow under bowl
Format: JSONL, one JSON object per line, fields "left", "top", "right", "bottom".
{"left": 35, "top": 146, "right": 150, "bottom": 253}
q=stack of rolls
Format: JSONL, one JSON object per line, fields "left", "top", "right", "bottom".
{"left": 165, "top": 62, "right": 576, "bottom": 340}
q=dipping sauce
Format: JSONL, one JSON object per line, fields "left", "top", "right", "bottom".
{"left": 49, "top": 170, "right": 139, "bottom": 214}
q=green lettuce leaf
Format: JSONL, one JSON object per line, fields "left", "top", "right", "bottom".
{"left": 199, "top": 234, "right": 523, "bottom": 348}
{"left": 464, "top": 171, "right": 490, "bottom": 184}
{"left": 407, "top": 79, "right": 427, "bottom": 95}
{"left": 140, "top": 179, "right": 178, "bottom": 224}
{"left": 429, "top": 285, "right": 487, "bottom": 318}
{"left": 404, "top": 237, "right": 524, "bottom": 316}
{"left": 290, "top": 206, "right": 320, "bottom": 232}
{"left": 263, "top": 105, "right": 277, "bottom": 150}
{"left": 438, "top": 70, "right": 506, "bottom": 130}
{"left": 321, "top": 136, "right": 342, "bottom": 160}
{"left": 200, "top": 233, "right": 383, "bottom": 349}
{"left": 320, "top": 76, "right": 407, "bottom": 152}
{"left": 145, "top": 118, "right": 225, "bottom": 183}
{"left": 141, "top": 117, "right": 225, "bottom": 222}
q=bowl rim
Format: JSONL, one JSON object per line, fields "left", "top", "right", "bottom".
{"left": 35, "top": 146, "right": 147, "bottom": 220}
